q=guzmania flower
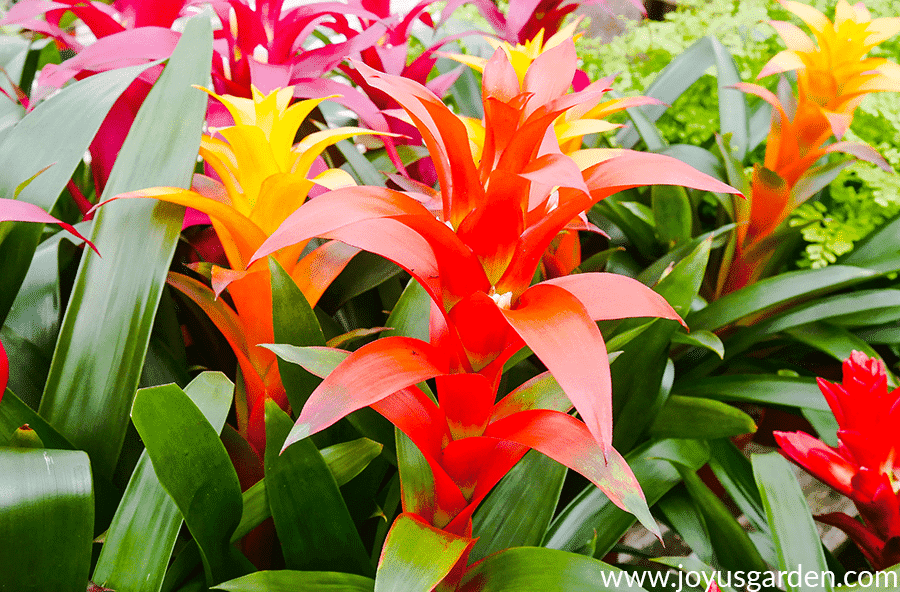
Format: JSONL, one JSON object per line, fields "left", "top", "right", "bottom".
{"left": 775, "top": 351, "right": 900, "bottom": 570}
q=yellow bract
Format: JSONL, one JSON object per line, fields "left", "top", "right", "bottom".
{"left": 761, "top": 0, "right": 900, "bottom": 135}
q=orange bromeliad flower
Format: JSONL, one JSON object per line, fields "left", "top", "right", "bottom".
{"left": 253, "top": 39, "right": 738, "bottom": 535}
{"left": 759, "top": 0, "right": 900, "bottom": 138}
{"left": 775, "top": 352, "right": 900, "bottom": 570}
{"left": 96, "top": 85, "right": 382, "bottom": 453}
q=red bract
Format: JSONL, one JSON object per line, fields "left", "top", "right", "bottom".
{"left": 775, "top": 351, "right": 900, "bottom": 570}
{"left": 252, "top": 39, "right": 738, "bottom": 534}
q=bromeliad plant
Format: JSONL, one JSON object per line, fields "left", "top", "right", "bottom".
{"left": 251, "top": 37, "right": 738, "bottom": 546}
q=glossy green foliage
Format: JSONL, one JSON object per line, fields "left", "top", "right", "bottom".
{"left": 0, "top": 448, "right": 93, "bottom": 592}
{"left": 38, "top": 15, "right": 213, "bottom": 478}
{"left": 131, "top": 380, "right": 248, "bottom": 586}
{"left": 92, "top": 372, "right": 234, "bottom": 592}
{"left": 264, "top": 400, "right": 373, "bottom": 576}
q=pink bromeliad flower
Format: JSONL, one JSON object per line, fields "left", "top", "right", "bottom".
{"left": 775, "top": 351, "right": 900, "bottom": 570}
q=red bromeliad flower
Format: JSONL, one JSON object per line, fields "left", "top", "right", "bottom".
{"left": 252, "top": 39, "right": 738, "bottom": 534}
{"left": 775, "top": 351, "right": 900, "bottom": 570}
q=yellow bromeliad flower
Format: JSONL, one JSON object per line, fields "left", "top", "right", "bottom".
{"left": 759, "top": 0, "right": 900, "bottom": 137}
{"left": 100, "top": 85, "right": 384, "bottom": 453}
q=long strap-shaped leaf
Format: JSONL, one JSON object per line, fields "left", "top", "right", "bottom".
{"left": 92, "top": 372, "right": 234, "bottom": 592}
{"left": 0, "top": 448, "right": 93, "bottom": 592}
{"left": 38, "top": 14, "right": 213, "bottom": 478}
{"left": 0, "top": 60, "right": 162, "bottom": 325}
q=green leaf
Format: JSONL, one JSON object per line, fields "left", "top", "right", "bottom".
{"left": 677, "top": 466, "right": 768, "bottom": 574}
{"left": 707, "top": 439, "right": 767, "bottom": 533}
{"left": 38, "top": 15, "right": 213, "bottom": 478}
{"left": 648, "top": 396, "right": 755, "bottom": 439}
{"left": 457, "top": 547, "right": 649, "bottom": 592}
{"left": 753, "top": 452, "right": 833, "bottom": 592}
{"left": 652, "top": 185, "right": 693, "bottom": 248}
{"left": 842, "top": 211, "right": 900, "bottom": 267}
{"left": 383, "top": 278, "right": 430, "bottom": 342}
{"left": 374, "top": 513, "right": 473, "bottom": 592}
{"left": 670, "top": 330, "right": 724, "bottom": 359}
{"left": 131, "top": 381, "right": 248, "bottom": 586}
{"left": 270, "top": 257, "right": 326, "bottom": 413}
{"left": 673, "top": 375, "right": 826, "bottom": 412}
{"left": 319, "top": 251, "right": 401, "bottom": 314}
{"left": 470, "top": 449, "right": 566, "bottom": 562}
{"left": 265, "top": 400, "right": 373, "bottom": 575}
{"left": 688, "top": 265, "right": 879, "bottom": 332}
{"left": 337, "top": 139, "right": 385, "bottom": 187}
{"left": 213, "top": 571, "right": 375, "bottom": 591}
{"left": 657, "top": 486, "right": 714, "bottom": 565}
{"left": 543, "top": 439, "right": 709, "bottom": 557}
{"left": 637, "top": 225, "right": 735, "bottom": 287}
{"left": 231, "top": 437, "right": 382, "bottom": 543}
{"left": 92, "top": 372, "right": 234, "bottom": 592}
{"left": 0, "top": 385, "right": 73, "bottom": 450}
{"left": 783, "top": 322, "right": 880, "bottom": 363}
{"left": 0, "top": 448, "right": 93, "bottom": 592}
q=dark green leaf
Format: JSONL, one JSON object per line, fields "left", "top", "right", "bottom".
{"left": 648, "top": 396, "right": 755, "bottom": 439}
{"left": 470, "top": 449, "right": 566, "bottom": 562}
{"left": 270, "top": 257, "right": 327, "bottom": 413}
{"left": 543, "top": 439, "right": 709, "bottom": 556}
{"left": 673, "top": 375, "right": 826, "bottom": 412}
{"left": 657, "top": 486, "right": 714, "bottom": 564}
{"left": 265, "top": 400, "right": 373, "bottom": 575}
{"left": 677, "top": 466, "right": 768, "bottom": 574}
{"left": 131, "top": 381, "right": 248, "bottom": 585}
{"left": 688, "top": 266, "right": 879, "bottom": 332}
{"left": 0, "top": 448, "right": 93, "bottom": 592}
{"left": 670, "top": 330, "right": 724, "bottom": 359}
{"left": 92, "top": 372, "right": 234, "bottom": 592}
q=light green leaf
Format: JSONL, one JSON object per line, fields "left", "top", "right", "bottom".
{"left": 458, "top": 547, "right": 649, "bottom": 592}
{"left": 213, "top": 571, "right": 375, "bottom": 591}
